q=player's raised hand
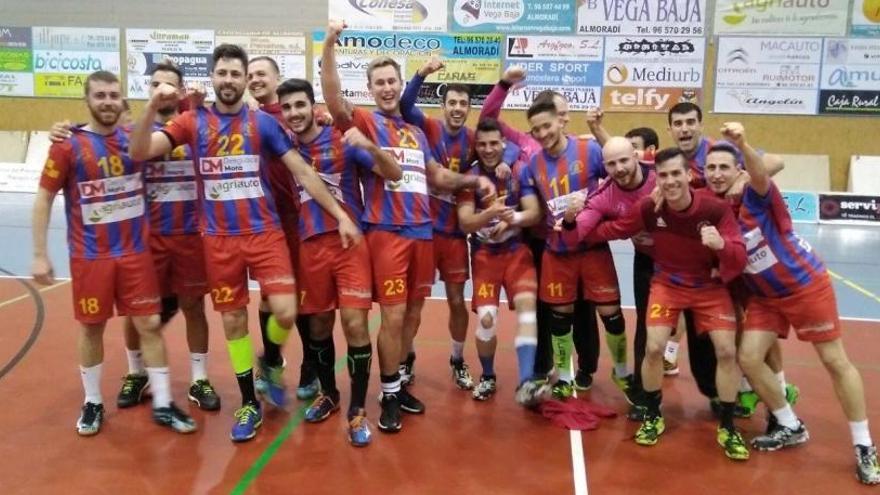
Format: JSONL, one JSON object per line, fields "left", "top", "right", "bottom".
{"left": 342, "top": 128, "right": 373, "bottom": 150}
{"left": 148, "top": 82, "right": 179, "bottom": 112}
{"left": 502, "top": 65, "right": 526, "bottom": 86}
{"left": 337, "top": 216, "right": 363, "bottom": 249}
{"left": 31, "top": 255, "right": 55, "bottom": 286}
{"left": 720, "top": 122, "right": 746, "bottom": 147}
{"left": 328, "top": 20, "right": 347, "bottom": 39}
{"left": 184, "top": 81, "right": 206, "bottom": 109}
{"left": 49, "top": 120, "right": 73, "bottom": 143}
{"left": 700, "top": 225, "right": 725, "bottom": 251}
{"left": 585, "top": 107, "right": 603, "bottom": 127}
{"left": 418, "top": 57, "right": 445, "bottom": 78}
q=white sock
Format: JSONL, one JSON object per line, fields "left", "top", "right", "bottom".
{"left": 146, "top": 367, "right": 171, "bottom": 409}
{"left": 772, "top": 405, "right": 799, "bottom": 430}
{"left": 80, "top": 363, "right": 103, "bottom": 405}
{"left": 663, "top": 341, "right": 679, "bottom": 362}
{"left": 740, "top": 376, "right": 753, "bottom": 393}
{"left": 850, "top": 420, "right": 873, "bottom": 447}
{"left": 190, "top": 353, "right": 208, "bottom": 382}
{"left": 381, "top": 378, "right": 401, "bottom": 395}
{"left": 776, "top": 371, "right": 787, "bottom": 392}
{"left": 451, "top": 340, "right": 465, "bottom": 361}
{"left": 126, "top": 349, "right": 145, "bottom": 375}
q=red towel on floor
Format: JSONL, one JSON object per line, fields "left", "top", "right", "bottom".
{"left": 537, "top": 399, "right": 617, "bottom": 431}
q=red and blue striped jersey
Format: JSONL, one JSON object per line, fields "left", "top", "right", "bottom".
{"left": 422, "top": 116, "right": 473, "bottom": 238}
{"left": 526, "top": 136, "right": 605, "bottom": 254}
{"left": 39, "top": 127, "right": 148, "bottom": 260}
{"left": 461, "top": 161, "right": 535, "bottom": 254}
{"left": 736, "top": 182, "right": 826, "bottom": 297}
{"left": 144, "top": 121, "right": 199, "bottom": 236}
{"left": 260, "top": 102, "right": 300, "bottom": 229}
{"left": 687, "top": 137, "right": 745, "bottom": 188}
{"left": 162, "top": 105, "right": 294, "bottom": 236}
{"left": 340, "top": 107, "right": 434, "bottom": 237}
{"left": 293, "top": 125, "right": 374, "bottom": 240}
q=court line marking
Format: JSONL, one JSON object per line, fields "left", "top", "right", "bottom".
{"left": 827, "top": 269, "right": 880, "bottom": 305}
{"left": 0, "top": 280, "right": 69, "bottom": 309}
{"left": 569, "top": 362, "right": 589, "bottom": 495}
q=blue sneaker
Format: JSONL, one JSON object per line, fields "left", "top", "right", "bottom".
{"left": 304, "top": 393, "right": 340, "bottom": 423}
{"left": 230, "top": 403, "right": 263, "bottom": 442}
{"left": 259, "top": 359, "right": 288, "bottom": 408}
{"left": 348, "top": 408, "right": 372, "bottom": 447}
{"left": 296, "top": 375, "right": 320, "bottom": 401}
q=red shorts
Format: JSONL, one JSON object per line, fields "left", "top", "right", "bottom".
{"left": 471, "top": 246, "right": 537, "bottom": 310}
{"left": 744, "top": 274, "right": 841, "bottom": 342}
{"left": 204, "top": 230, "right": 296, "bottom": 312}
{"left": 647, "top": 281, "right": 737, "bottom": 333}
{"left": 298, "top": 232, "right": 373, "bottom": 314}
{"left": 433, "top": 234, "right": 469, "bottom": 284}
{"left": 150, "top": 234, "right": 208, "bottom": 298}
{"left": 539, "top": 248, "right": 621, "bottom": 305}
{"left": 366, "top": 230, "right": 433, "bottom": 305}
{"left": 70, "top": 252, "right": 161, "bottom": 324}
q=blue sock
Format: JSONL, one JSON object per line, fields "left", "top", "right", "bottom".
{"left": 515, "top": 341, "right": 537, "bottom": 384}
{"left": 478, "top": 354, "right": 495, "bottom": 377}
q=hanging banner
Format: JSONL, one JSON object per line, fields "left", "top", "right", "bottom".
{"left": 312, "top": 30, "right": 501, "bottom": 107}
{"left": 819, "top": 192, "right": 880, "bottom": 224}
{"left": 126, "top": 29, "right": 215, "bottom": 100}
{"left": 503, "top": 35, "right": 602, "bottom": 109}
{"left": 601, "top": 36, "right": 704, "bottom": 112}
{"left": 0, "top": 27, "right": 33, "bottom": 97}
{"left": 32, "top": 27, "right": 120, "bottom": 98}
{"left": 714, "top": 0, "right": 849, "bottom": 36}
{"left": 576, "top": 0, "right": 706, "bottom": 36}
{"left": 329, "top": 0, "right": 448, "bottom": 32}
{"left": 852, "top": 1, "right": 880, "bottom": 37}
{"left": 714, "top": 37, "right": 821, "bottom": 115}
{"left": 819, "top": 38, "right": 880, "bottom": 115}
{"left": 450, "top": 0, "right": 576, "bottom": 33}
{"left": 215, "top": 31, "right": 307, "bottom": 80}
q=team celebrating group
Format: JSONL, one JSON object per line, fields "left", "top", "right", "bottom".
{"left": 28, "top": 20, "right": 880, "bottom": 484}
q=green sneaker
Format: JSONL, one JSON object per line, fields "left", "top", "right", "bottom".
{"left": 552, "top": 380, "right": 574, "bottom": 399}
{"left": 736, "top": 390, "right": 760, "bottom": 418}
{"left": 785, "top": 383, "right": 800, "bottom": 405}
{"left": 717, "top": 426, "right": 750, "bottom": 461}
{"left": 634, "top": 415, "right": 665, "bottom": 446}
{"left": 611, "top": 370, "right": 638, "bottom": 406}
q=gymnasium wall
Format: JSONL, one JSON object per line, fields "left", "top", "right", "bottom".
{"left": 1, "top": 0, "right": 879, "bottom": 190}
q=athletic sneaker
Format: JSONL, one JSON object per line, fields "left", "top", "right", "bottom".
{"left": 230, "top": 403, "right": 262, "bottom": 442}
{"left": 717, "top": 426, "right": 750, "bottom": 461}
{"left": 785, "top": 383, "right": 800, "bottom": 405}
{"left": 348, "top": 409, "right": 372, "bottom": 447}
{"left": 304, "top": 393, "right": 340, "bottom": 423}
{"left": 515, "top": 378, "right": 551, "bottom": 408}
{"left": 627, "top": 404, "right": 648, "bottom": 422}
{"left": 399, "top": 363, "right": 414, "bottom": 387}
{"left": 255, "top": 357, "right": 286, "bottom": 398}
{"left": 296, "top": 363, "right": 320, "bottom": 401}
{"left": 552, "top": 380, "right": 575, "bottom": 399}
{"left": 76, "top": 402, "right": 104, "bottom": 436}
{"left": 574, "top": 370, "right": 593, "bottom": 391}
{"left": 751, "top": 420, "right": 809, "bottom": 451}
{"left": 450, "top": 357, "right": 475, "bottom": 390}
{"left": 378, "top": 393, "right": 402, "bottom": 433}
{"left": 472, "top": 375, "right": 497, "bottom": 401}
{"left": 663, "top": 358, "right": 679, "bottom": 376}
{"left": 153, "top": 402, "right": 197, "bottom": 434}
{"left": 398, "top": 386, "right": 425, "bottom": 414}
{"left": 258, "top": 358, "right": 288, "bottom": 408}
{"left": 611, "top": 370, "right": 639, "bottom": 406}
{"left": 634, "top": 415, "right": 665, "bottom": 446}
{"left": 856, "top": 444, "right": 880, "bottom": 485}
{"left": 117, "top": 373, "right": 149, "bottom": 408}
{"left": 736, "top": 390, "right": 760, "bottom": 418}
{"left": 188, "top": 379, "right": 221, "bottom": 411}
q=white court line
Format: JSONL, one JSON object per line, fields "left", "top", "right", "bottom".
{"left": 0, "top": 280, "right": 69, "bottom": 309}
{"left": 569, "top": 362, "right": 589, "bottom": 495}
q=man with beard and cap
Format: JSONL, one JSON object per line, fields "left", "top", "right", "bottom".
{"left": 275, "top": 77, "right": 401, "bottom": 446}
{"left": 129, "top": 44, "right": 361, "bottom": 442}
{"left": 31, "top": 70, "right": 198, "bottom": 436}
{"left": 321, "top": 21, "right": 495, "bottom": 434}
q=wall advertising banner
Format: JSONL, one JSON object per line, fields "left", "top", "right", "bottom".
{"left": 329, "top": 0, "right": 448, "bottom": 32}
{"left": 781, "top": 191, "right": 819, "bottom": 222}
{"left": 215, "top": 31, "right": 307, "bottom": 81}
{"left": 126, "top": 29, "right": 215, "bottom": 100}
{"left": 852, "top": 1, "right": 880, "bottom": 37}
{"left": 0, "top": 27, "right": 33, "bottom": 97}
{"left": 819, "top": 38, "right": 880, "bottom": 115}
{"left": 714, "top": 0, "right": 849, "bottom": 36}
{"left": 450, "top": 0, "right": 576, "bottom": 33}
{"left": 32, "top": 27, "right": 120, "bottom": 98}
{"left": 819, "top": 192, "right": 880, "bottom": 224}
{"left": 577, "top": 0, "right": 706, "bottom": 36}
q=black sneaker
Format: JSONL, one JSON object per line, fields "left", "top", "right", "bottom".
{"left": 378, "top": 394, "right": 402, "bottom": 433}
{"left": 751, "top": 420, "right": 809, "bottom": 451}
{"left": 856, "top": 444, "right": 880, "bottom": 485}
{"left": 153, "top": 402, "right": 197, "bottom": 433}
{"left": 117, "top": 373, "right": 149, "bottom": 408}
{"left": 188, "top": 379, "right": 221, "bottom": 411}
{"left": 398, "top": 386, "right": 425, "bottom": 414}
{"left": 574, "top": 369, "right": 593, "bottom": 391}
{"left": 627, "top": 404, "right": 648, "bottom": 422}
{"left": 76, "top": 402, "right": 104, "bottom": 436}
{"left": 450, "top": 357, "right": 475, "bottom": 390}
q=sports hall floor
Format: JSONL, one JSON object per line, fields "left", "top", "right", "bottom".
{"left": 0, "top": 191, "right": 878, "bottom": 494}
